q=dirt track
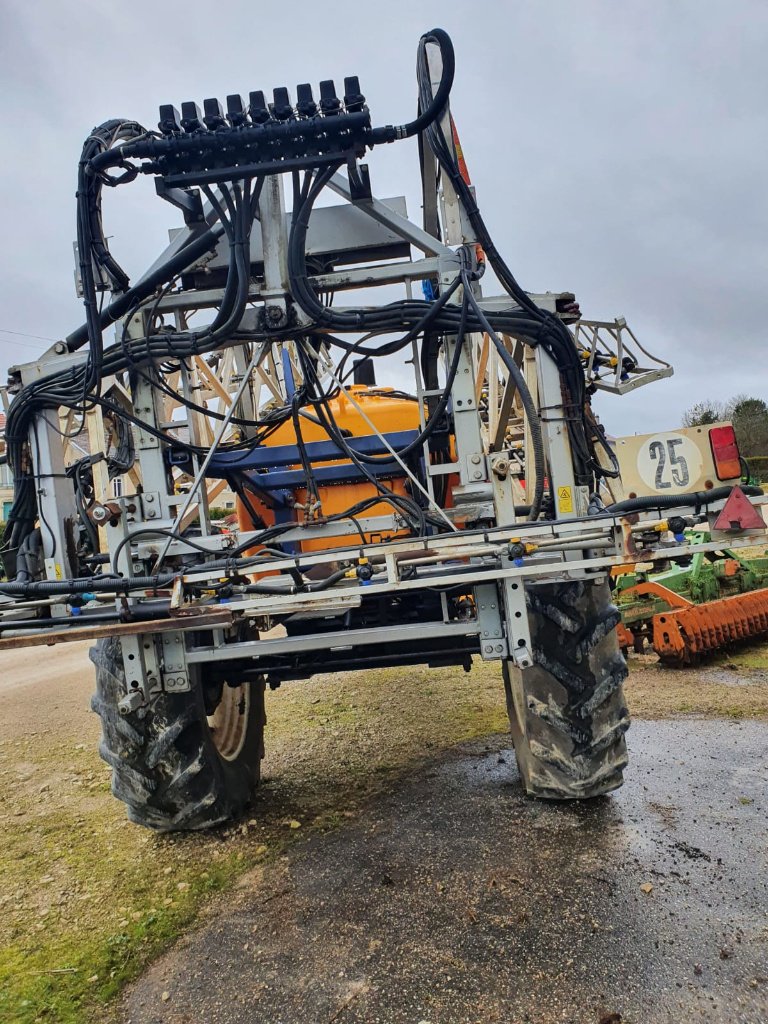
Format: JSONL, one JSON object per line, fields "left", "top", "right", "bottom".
{"left": 122, "top": 722, "right": 768, "bottom": 1024}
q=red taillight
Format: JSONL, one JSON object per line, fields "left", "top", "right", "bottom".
{"left": 709, "top": 425, "right": 741, "bottom": 480}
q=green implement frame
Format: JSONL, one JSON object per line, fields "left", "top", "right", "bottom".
{"left": 615, "top": 531, "right": 768, "bottom": 660}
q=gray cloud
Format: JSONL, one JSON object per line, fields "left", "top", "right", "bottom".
{"left": 1, "top": 0, "right": 766, "bottom": 436}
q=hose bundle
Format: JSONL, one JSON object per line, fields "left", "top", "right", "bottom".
{"left": 3, "top": 27, "right": 610, "bottom": 590}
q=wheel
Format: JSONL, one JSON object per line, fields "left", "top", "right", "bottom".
{"left": 503, "top": 578, "right": 630, "bottom": 799}
{"left": 90, "top": 636, "right": 265, "bottom": 831}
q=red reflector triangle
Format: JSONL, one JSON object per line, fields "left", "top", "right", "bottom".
{"left": 713, "top": 486, "right": 765, "bottom": 531}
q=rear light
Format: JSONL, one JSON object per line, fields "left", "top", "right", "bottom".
{"left": 709, "top": 424, "right": 741, "bottom": 480}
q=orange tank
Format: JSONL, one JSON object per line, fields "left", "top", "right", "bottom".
{"left": 236, "top": 386, "right": 426, "bottom": 552}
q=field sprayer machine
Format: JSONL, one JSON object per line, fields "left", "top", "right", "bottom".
{"left": 1, "top": 29, "right": 765, "bottom": 830}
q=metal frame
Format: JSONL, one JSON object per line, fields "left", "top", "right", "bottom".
{"left": 3, "top": 42, "right": 765, "bottom": 710}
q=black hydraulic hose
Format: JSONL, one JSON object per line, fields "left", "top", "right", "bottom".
{"left": 0, "top": 612, "right": 119, "bottom": 631}
{"left": 605, "top": 484, "right": 763, "bottom": 515}
{"left": 369, "top": 28, "right": 455, "bottom": 143}
{"left": 412, "top": 43, "right": 597, "bottom": 487}
{"left": 243, "top": 568, "right": 348, "bottom": 595}
{"left": 317, "top": 262, "right": 470, "bottom": 467}
{"left": 0, "top": 601, "right": 173, "bottom": 632}
{"left": 0, "top": 574, "right": 176, "bottom": 597}
{"left": 65, "top": 222, "right": 226, "bottom": 351}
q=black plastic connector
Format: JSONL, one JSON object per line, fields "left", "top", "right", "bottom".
{"left": 180, "top": 101, "right": 204, "bottom": 133}
{"left": 248, "top": 90, "right": 270, "bottom": 124}
{"left": 272, "top": 87, "right": 294, "bottom": 121}
{"left": 225, "top": 94, "right": 248, "bottom": 127}
{"left": 319, "top": 80, "right": 341, "bottom": 115}
{"left": 296, "top": 83, "right": 317, "bottom": 117}
{"left": 343, "top": 76, "right": 365, "bottom": 112}
{"left": 508, "top": 541, "right": 526, "bottom": 562}
{"left": 126, "top": 75, "right": 373, "bottom": 187}
{"left": 158, "top": 104, "right": 182, "bottom": 136}
{"left": 667, "top": 516, "right": 687, "bottom": 536}
{"left": 203, "top": 98, "right": 227, "bottom": 130}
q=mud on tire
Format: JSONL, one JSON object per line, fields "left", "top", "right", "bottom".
{"left": 503, "top": 578, "right": 630, "bottom": 799}
{"left": 90, "top": 636, "right": 265, "bottom": 830}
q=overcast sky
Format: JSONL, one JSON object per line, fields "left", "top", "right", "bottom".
{"left": 1, "top": 0, "right": 766, "bottom": 436}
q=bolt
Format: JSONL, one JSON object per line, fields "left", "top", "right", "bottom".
{"left": 145, "top": 494, "right": 154, "bottom": 503}
{"left": 471, "top": 454, "right": 481, "bottom": 465}
{"left": 118, "top": 690, "right": 144, "bottom": 715}
{"left": 147, "top": 509, "right": 156, "bottom": 518}
{"left": 54, "top": 341, "right": 67, "bottom": 355}
{"left": 495, "top": 644, "right": 503, "bottom": 653}
{"left": 484, "top": 645, "right": 494, "bottom": 654}
{"left": 472, "top": 470, "right": 482, "bottom": 480}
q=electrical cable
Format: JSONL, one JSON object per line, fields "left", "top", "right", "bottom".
{"left": 2, "top": 27, "right": 639, "bottom": 595}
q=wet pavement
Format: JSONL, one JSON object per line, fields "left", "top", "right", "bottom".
{"left": 123, "top": 721, "right": 768, "bottom": 1024}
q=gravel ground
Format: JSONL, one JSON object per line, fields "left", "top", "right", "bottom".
{"left": 123, "top": 720, "right": 768, "bottom": 1024}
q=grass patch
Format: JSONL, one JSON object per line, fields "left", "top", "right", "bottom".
{"left": 624, "top": 639, "right": 768, "bottom": 719}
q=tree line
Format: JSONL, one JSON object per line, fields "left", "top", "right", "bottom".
{"left": 682, "top": 395, "right": 768, "bottom": 481}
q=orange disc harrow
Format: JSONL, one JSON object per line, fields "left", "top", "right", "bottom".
{"left": 652, "top": 587, "right": 768, "bottom": 665}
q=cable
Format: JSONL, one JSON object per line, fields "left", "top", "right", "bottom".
{"left": 368, "top": 28, "right": 455, "bottom": 143}
{"left": 605, "top": 485, "right": 763, "bottom": 515}
{"left": 3, "top": 28, "right": 624, "bottom": 590}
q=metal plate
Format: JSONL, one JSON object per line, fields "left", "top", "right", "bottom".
{"left": 614, "top": 423, "right": 739, "bottom": 498}
{"left": 172, "top": 197, "right": 411, "bottom": 271}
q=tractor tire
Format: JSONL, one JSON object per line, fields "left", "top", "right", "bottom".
{"left": 90, "top": 636, "right": 265, "bottom": 831}
{"left": 503, "top": 578, "right": 630, "bottom": 799}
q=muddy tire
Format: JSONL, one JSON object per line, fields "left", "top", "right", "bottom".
{"left": 90, "top": 636, "right": 265, "bottom": 831}
{"left": 503, "top": 578, "right": 630, "bottom": 799}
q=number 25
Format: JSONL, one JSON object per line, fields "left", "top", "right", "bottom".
{"left": 648, "top": 438, "right": 690, "bottom": 489}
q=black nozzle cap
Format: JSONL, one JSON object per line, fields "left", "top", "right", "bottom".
{"left": 158, "top": 104, "right": 182, "bottom": 135}
{"left": 296, "top": 83, "right": 317, "bottom": 117}
{"left": 180, "top": 101, "right": 204, "bottom": 132}
{"left": 319, "top": 79, "right": 341, "bottom": 115}
{"left": 226, "top": 93, "right": 248, "bottom": 126}
{"left": 272, "top": 86, "right": 294, "bottom": 121}
{"left": 248, "top": 90, "right": 270, "bottom": 123}
{"left": 203, "top": 97, "right": 227, "bottom": 130}
{"left": 343, "top": 76, "right": 365, "bottom": 111}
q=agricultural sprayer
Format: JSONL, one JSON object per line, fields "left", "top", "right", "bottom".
{"left": 0, "top": 29, "right": 765, "bottom": 829}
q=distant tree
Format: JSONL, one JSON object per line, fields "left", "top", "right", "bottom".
{"left": 681, "top": 400, "right": 725, "bottom": 427}
{"left": 726, "top": 395, "right": 768, "bottom": 469}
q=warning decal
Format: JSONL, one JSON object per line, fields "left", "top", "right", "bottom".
{"left": 557, "top": 486, "right": 573, "bottom": 513}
